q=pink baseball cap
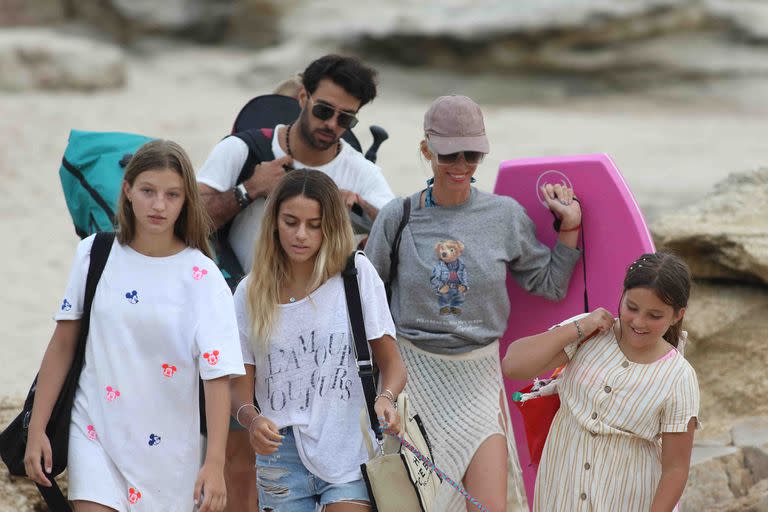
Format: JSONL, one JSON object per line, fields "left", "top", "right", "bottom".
{"left": 423, "top": 95, "right": 489, "bottom": 154}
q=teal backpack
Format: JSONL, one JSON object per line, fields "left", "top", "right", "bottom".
{"left": 59, "top": 130, "right": 155, "bottom": 238}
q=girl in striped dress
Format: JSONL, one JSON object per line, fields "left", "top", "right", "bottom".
{"left": 502, "top": 252, "right": 699, "bottom": 512}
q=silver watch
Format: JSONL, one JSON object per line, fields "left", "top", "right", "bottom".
{"left": 234, "top": 183, "right": 251, "bottom": 209}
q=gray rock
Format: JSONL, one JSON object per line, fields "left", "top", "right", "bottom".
{"left": 707, "top": 478, "right": 768, "bottom": 512}
{"left": 707, "top": 0, "right": 768, "bottom": 42}
{"left": 743, "top": 444, "right": 768, "bottom": 483}
{"left": 651, "top": 169, "right": 768, "bottom": 285}
{"left": 733, "top": 417, "right": 768, "bottom": 447}
{"left": 695, "top": 429, "right": 735, "bottom": 448}
{"left": 67, "top": 0, "right": 286, "bottom": 44}
{"left": 684, "top": 281, "right": 768, "bottom": 347}
{"left": 0, "top": 0, "right": 64, "bottom": 27}
{"left": 0, "top": 28, "right": 125, "bottom": 91}
{"left": 692, "top": 445, "right": 741, "bottom": 465}
{"left": 682, "top": 451, "right": 741, "bottom": 511}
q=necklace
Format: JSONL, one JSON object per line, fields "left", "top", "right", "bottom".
{"left": 285, "top": 123, "right": 341, "bottom": 160}
{"left": 288, "top": 296, "right": 296, "bottom": 303}
{"left": 424, "top": 186, "right": 438, "bottom": 208}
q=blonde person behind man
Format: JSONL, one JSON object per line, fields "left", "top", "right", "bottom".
{"left": 230, "top": 170, "right": 407, "bottom": 511}
{"left": 365, "top": 95, "right": 582, "bottom": 511}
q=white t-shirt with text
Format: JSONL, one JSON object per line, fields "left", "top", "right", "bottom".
{"left": 234, "top": 254, "right": 396, "bottom": 483}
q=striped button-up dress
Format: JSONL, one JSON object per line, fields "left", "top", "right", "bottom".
{"left": 534, "top": 328, "right": 699, "bottom": 511}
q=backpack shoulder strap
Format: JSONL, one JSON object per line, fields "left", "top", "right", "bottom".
{"left": 341, "top": 251, "right": 382, "bottom": 439}
{"left": 85, "top": 232, "right": 115, "bottom": 307}
{"left": 232, "top": 127, "right": 276, "bottom": 185}
{"left": 76, "top": 232, "right": 115, "bottom": 359}
{"left": 386, "top": 197, "right": 411, "bottom": 302}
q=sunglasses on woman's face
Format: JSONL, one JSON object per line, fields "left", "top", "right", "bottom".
{"left": 434, "top": 150, "right": 485, "bottom": 166}
{"left": 309, "top": 97, "right": 359, "bottom": 129}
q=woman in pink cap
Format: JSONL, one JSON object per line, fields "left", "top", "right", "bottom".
{"left": 366, "top": 95, "right": 582, "bottom": 511}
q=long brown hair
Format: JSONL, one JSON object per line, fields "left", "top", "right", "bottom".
{"left": 116, "top": 139, "right": 212, "bottom": 257}
{"left": 246, "top": 169, "right": 355, "bottom": 349}
{"left": 620, "top": 252, "right": 692, "bottom": 347}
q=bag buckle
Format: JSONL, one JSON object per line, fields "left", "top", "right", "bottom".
{"left": 357, "top": 359, "right": 375, "bottom": 377}
{"left": 22, "top": 410, "right": 31, "bottom": 440}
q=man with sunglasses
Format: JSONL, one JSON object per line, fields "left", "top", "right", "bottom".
{"left": 196, "top": 54, "right": 394, "bottom": 511}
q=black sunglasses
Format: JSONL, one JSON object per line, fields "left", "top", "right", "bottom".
{"left": 435, "top": 151, "right": 484, "bottom": 166}
{"left": 309, "top": 97, "right": 359, "bottom": 129}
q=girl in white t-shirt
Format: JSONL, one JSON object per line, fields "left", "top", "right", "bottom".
{"left": 230, "top": 169, "right": 406, "bottom": 512}
{"left": 24, "top": 140, "right": 245, "bottom": 512}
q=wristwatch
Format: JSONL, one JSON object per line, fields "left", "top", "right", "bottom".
{"left": 234, "top": 183, "right": 251, "bottom": 209}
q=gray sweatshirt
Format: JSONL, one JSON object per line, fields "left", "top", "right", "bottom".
{"left": 365, "top": 188, "right": 581, "bottom": 355}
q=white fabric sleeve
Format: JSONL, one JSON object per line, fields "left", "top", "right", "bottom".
{"left": 233, "top": 277, "right": 256, "bottom": 366}
{"left": 661, "top": 366, "right": 700, "bottom": 433}
{"left": 54, "top": 235, "right": 96, "bottom": 321}
{"left": 196, "top": 136, "right": 250, "bottom": 192}
{"left": 359, "top": 165, "right": 395, "bottom": 210}
{"left": 548, "top": 312, "right": 591, "bottom": 360}
{"left": 355, "top": 253, "right": 396, "bottom": 341}
{"left": 195, "top": 277, "right": 246, "bottom": 380}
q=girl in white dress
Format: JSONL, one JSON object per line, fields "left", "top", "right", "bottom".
{"left": 503, "top": 252, "right": 699, "bottom": 512}
{"left": 230, "top": 169, "right": 407, "bottom": 512}
{"left": 24, "top": 140, "right": 245, "bottom": 512}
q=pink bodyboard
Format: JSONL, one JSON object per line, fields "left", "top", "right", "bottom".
{"left": 492, "top": 154, "right": 655, "bottom": 509}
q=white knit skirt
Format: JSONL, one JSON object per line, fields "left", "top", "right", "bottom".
{"left": 397, "top": 338, "right": 526, "bottom": 511}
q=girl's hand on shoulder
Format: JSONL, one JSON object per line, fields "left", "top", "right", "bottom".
{"left": 375, "top": 397, "right": 402, "bottom": 437}
{"left": 194, "top": 461, "right": 226, "bottom": 512}
{"left": 23, "top": 429, "right": 53, "bottom": 487}
{"left": 248, "top": 416, "right": 283, "bottom": 455}
{"left": 541, "top": 183, "right": 581, "bottom": 228}
{"left": 583, "top": 307, "right": 615, "bottom": 336}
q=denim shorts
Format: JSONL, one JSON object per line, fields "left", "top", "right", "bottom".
{"left": 255, "top": 427, "right": 370, "bottom": 511}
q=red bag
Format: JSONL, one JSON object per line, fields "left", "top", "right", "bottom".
{"left": 513, "top": 383, "right": 562, "bottom": 465}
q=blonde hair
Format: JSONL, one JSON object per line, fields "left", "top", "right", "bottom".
{"left": 246, "top": 169, "right": 355, "bottom": 350}
{"left": 273, "top": 73, "right": 303, "bottom": 98}
{"left": 116, "top": 139, "right": 212, "bottom": 257}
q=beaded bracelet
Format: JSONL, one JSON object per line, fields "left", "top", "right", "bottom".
{"left": 375, "top": 393, "right": 396, "bottom": 408}
{"left": 573, "top": 319, "right": 584, "bottom": 342}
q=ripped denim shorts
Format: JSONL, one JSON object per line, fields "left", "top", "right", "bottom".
{"left": 255, "top": 427, "right": 370, "bottom": 511}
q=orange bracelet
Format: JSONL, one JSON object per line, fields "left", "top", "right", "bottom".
{"left": 560, "top": 224, "right": 581, "bottom": 232}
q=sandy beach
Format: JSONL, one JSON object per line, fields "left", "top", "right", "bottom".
{"left": 2, "top": 41, "right": 768, "bottom": 402}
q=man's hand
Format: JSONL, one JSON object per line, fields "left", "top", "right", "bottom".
{"left": 244, "top": 156, "right": 293, "bottom": 199}
{"left": 339, "top": 189, "right": 361, "bottom": 209}
{"left": 340, "top": 189, "right": 380, "bottom": 221}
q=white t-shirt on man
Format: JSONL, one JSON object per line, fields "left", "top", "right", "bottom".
{"left": 197, "top": 125, "right": 395, "bottom": 271}
{"left": 234, "top": 253, "right": 396, "bottom": 483}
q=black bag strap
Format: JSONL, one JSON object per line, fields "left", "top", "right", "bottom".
{"left": 37, "top": 480, "right": 71, "bottom": 512}
{"left": 74, "top": 232, "right": 115, "bottom": 364}
{"left": 549, "top": 198, "right": 589, "bottom": 313}
{"left": 341, "top": 252, "right": 382, "bottom": 440}
{"left": 212, "top": 128, "right": 275, "bottom": 293}
{"left": 385, "top": 197, "right": 411, "bottom": 303}
{"left": 233, "top": 128, "right": 276, "bottom": 185}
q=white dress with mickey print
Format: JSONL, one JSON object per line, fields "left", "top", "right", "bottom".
{"left": 56, "top": 235, "right": 245, "bottom": 511}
